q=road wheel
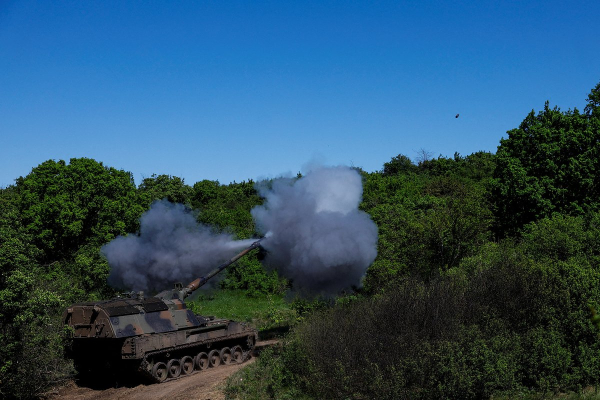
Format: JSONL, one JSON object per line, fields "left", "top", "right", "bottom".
{"left": 208, "top": 349, "right": 221, "bottom": 368}
{"left": 196, "top": 352, "right": 209, "bottom": 370}
{"left": 152, "top": 362, "right": 168, "bottom": 383}
{"left": 220, "top": 347, "right": 232, "bottom": 365}
{"left": 181, "top": 356, "right": 194, "bottom": 375}
{"left": 231, "top": 345, "right": 244, "bottom": 363}
{"left": 167, "top": 359, "right": 181, "bottom": 378}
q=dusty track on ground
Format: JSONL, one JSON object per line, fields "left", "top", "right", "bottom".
{"left": 49, "top": 340, "right": 277, "bottom": 400}
{"left": 51, "top": 360, "right": 252, "bottom": 400}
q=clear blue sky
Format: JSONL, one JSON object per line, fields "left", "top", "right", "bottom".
{"left": 1, "top": 0, "right": 599, "bottom": 188}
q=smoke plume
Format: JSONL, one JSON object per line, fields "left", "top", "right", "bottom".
{"left": 103, "top": 200, "right": 254, "bottom": 292}
{"left": 252, "top": 166, "right": 378, "bottom": 295}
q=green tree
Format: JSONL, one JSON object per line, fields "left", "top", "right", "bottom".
{"left": 192, "top": 179, "right": 262, "bottom": 238}
{"left": 585, "top": 81, "right": 600, "bottom": 117}
{"left": 191, "top": 179, "right": 221, "bottom": 206}
{"left": 0, "top": 187, "right": 72, "bottom": 398}
{"left": 419, "top": 151, "right": 496, "bottom": 182}
{"left": 363, "top": 172, "right": 493, "bottom": 290}
{"left": 420, "top": 176, "right": 493, "bottom": 274}
{"left": 382, "top": 154, "right": 418, "bottom": 176}
{"left": 138, "top": 174, "right": 193, "bottom": 206}
{"left": 16, "top": 158, "right": 144, "bottom": 261}
{"left": 191, "top": 179, "right": 285, "bottom": 295}
{"left": 493, "top": 82, "right": 600, "bottom": 236}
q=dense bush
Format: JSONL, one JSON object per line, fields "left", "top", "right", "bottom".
{"left": 234, "top": 214, "right": 600, "bottom": 399}
{"left": 0, "top": 189, "right": 73, "bottom": 398}
{"left": 219, "top": 255, "right": 286, "bottom": 297}
{"left": 363, "top": 168, "right": 493, "bottom": 288}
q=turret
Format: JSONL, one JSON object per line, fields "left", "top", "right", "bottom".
{"left": 63, "top": 238, "right": 264, "bottom": 339}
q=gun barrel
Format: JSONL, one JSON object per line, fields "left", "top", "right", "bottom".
{"left": 185, "top": 238, "right": 263, "bottom": 294}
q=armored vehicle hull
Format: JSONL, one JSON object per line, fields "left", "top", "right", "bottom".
{"left": 64, "top": 240, "right": 261, "bottom": 382}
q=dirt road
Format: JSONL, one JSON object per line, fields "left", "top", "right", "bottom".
{"left": 48, "top": 341, "right": 277, "bottom": 400}
{"left": 50, "top": 359, "right": 251, "bottom": 400}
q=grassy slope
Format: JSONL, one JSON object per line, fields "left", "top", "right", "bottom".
{"left": 187, "top": 289, "right": 297, "bottom": 338}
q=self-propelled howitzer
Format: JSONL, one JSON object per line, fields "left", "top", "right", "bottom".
{"left": 63, "top": 239, "right": 263, "bottom": 383}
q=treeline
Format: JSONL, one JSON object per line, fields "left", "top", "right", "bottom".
{"left": 226, "top": 81, "right": 600, "bottom": 399}
{"left": 0, "top": 81, "right": 599, "bottom": 398}
{"left": 0, "top": 162, "right": 274, "bottom": 397}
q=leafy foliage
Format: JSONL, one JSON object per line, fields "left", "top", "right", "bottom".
{"left": 192, "top": 179, "right": 262, "bottom": 238}
{"left": 189, "top": 179, "right": 284, "bottom": 292}
{"left": 236, "top": 216, "right": 600, "bottom": 399}
{"left": 363, "top": 158, "right": 493, "bottom": 288}
{"left": 16, "top": 158, "right": 144, "bottom": 261}
{"left": 220, "top": 256, "right": 285, "bottom": 297}
{"left": 419, "top": 151, "right": 496, "bottom": 183}
{"left": 585, "top": 82, "right": 600, "bottom": 117}
{"left": 138, "top": 174, "right": 193, "bottom": 206}
{"left": 493, "top": 84, "right": 600, "bottom": 235}
{"left": 0, "top": 187, "right": 72, "bottom": 398}
{"left": 382, "top": 153, "right": 418, "bottom": 176}
{"left": 225, "top": 345, "right": 310, "bottom": 400}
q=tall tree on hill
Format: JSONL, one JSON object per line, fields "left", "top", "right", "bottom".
{"left": 382, "top": 154, "right": 418, "bottom": 176}
{"left": 585, "top": 81, "right": 600, "bottom": 117}
{"left": 493, "top": 82, "right": 600, "bottom": 236}
{"left": 16, "top": 158, "right": 144, "bottom": 262}
{"left": 138, "top": 174, "right": 193, "bottom": 206}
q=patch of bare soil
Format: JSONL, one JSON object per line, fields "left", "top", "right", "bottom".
{"left": 48, "top": 340, "right": 278, "bottom": 400}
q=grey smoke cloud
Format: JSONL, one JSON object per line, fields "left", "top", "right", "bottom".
{"left": 103, "top": 166, "right": 378, "bottom": 296}
{"left": 103, "top": 200, "right": 253, "bottom": 292}
{"left": 252, "top": 166, "right": 378, "bottom": 295}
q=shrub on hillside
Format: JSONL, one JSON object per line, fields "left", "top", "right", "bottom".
{"left": 253, "top": 220, "right": 600, "bottom": 399}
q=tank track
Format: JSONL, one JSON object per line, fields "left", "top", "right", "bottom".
{"left": 140, "top": 331, "right": 256, "bottom": 383}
